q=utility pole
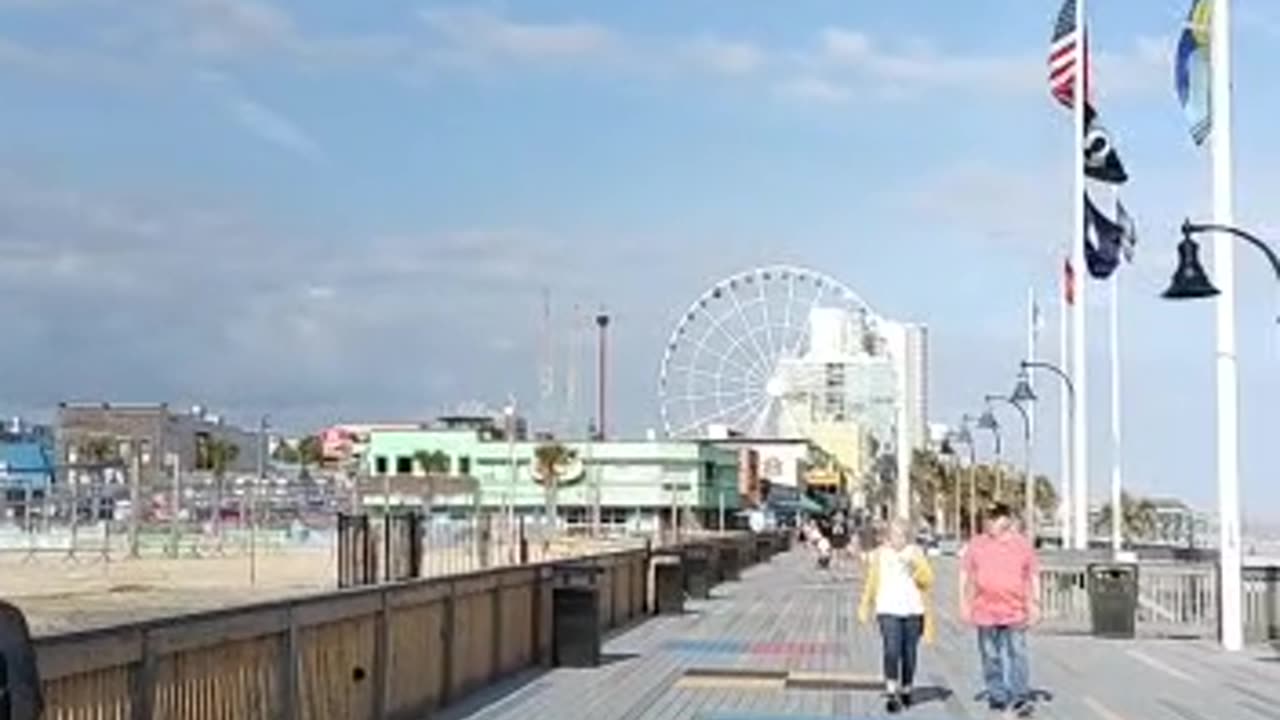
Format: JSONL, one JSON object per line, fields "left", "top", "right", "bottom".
{"left": 251, "top": 415, "right": 267, "bottom": 586}
{"left": 595, "top": 311, "right": 610, "bottom": 441}
{"left": 128, "top": 442, "right": 142, "bottom": 559}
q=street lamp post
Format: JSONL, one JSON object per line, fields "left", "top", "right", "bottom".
{"left": 251, "top": 414, "right": 268, "bottom": 586}
{"left": 1163, "top": 217, "right": 1280, "bottom": 651}
{"left": 985, "top": 395, "right": 1034, "bottom": 538}
{"left": 503, "top": 398, "right": 517, "bottom": 534}
{"left": 1017, "top": 361, "right": 1076, "bottom": 547}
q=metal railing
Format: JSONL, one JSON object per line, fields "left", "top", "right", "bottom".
{"left": 1038, "top": 557, "right": 1279, "bottom": 643}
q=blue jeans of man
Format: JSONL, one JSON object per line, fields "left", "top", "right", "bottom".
{"left": 977, "top": 625, "right": 1029, "bottom": 705}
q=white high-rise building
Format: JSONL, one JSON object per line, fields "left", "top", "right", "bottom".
{"left": 881, "top": 321, "right": 930, "bottom": 452}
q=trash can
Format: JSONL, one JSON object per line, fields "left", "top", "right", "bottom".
{"left": 755, "top": 534, "right": 775, "bottom": 562}
{"left": 719, "top": 542, "right": 741, "bottom": 582}
{"left": 651, "top": 552, "right": 685, "bottom": 615}
{"left": 1088, "top": 563, "right": 1139, "bottom": 639}
{"left": 552, "top": 563, "right": 604, "bottom": 667}
{"left": 683, "top": 544, "right": 713, "bottom": 599}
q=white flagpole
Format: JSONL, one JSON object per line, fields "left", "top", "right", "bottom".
{"left": 1059, "top": 261, "right": 1073, "bottom": 549}
{"left": 1026, "top": 286, "right": 1038, "bottom": 529}
{"left": 1210, "top": 0, "right": 1243, "bottom": 652}
{"left": 1109, "top": 273, "right": 1123, "bottom": 554}
{"left": 1071, "top": 0, "right": 1090, "bottom": 550}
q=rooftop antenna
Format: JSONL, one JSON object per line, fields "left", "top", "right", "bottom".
{"left": 564, "top": 303, "right": 581, "bottom": 438}
{"left": 538, "top": 287, "right": 555, "bottom": 433}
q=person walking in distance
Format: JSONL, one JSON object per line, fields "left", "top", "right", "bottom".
{"left": 858, "top": 518, "right": 935, "bottom": 714}
{"left": 960, "top": 503, "right": 1040, "bottom": 717}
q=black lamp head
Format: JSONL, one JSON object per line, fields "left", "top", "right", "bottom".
{"left": 1163, "top": 226, "right": 1220, "bottom": 300}
{"left": 977, "top": 408, "right": 1000, "bottom": 431}
{"left": 1010, "top": 370, "right": 1037, "bottom": 404}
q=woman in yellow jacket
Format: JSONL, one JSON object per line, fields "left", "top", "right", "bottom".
{"left": 858, "top": 518, "right": 936, "bottom": 714}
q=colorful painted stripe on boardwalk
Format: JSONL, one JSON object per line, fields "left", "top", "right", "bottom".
{"left": 663, "top": 638, "right": 839, "bottom": 657}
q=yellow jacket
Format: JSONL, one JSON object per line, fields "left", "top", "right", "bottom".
{"left": 857, "top": 547, "right": 937, "bottom": 644}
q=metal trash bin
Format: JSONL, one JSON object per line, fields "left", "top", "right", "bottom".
{"left": 1088, "top": 563, "right": 1139, "bottom": 639}
{"left": 755, "top": 534, "right": 774, "bottom": 562}
{"left": 719, "top": 542, "right": 741, "bottom": 582}
{"left": 651, "top": 552, "right": 685, "bottom": 615}
{"left": 683, "top": 544, "right": 713, "bottom": 599}
{"left": 552, "top": 563, "right": 604, "bottom": 667}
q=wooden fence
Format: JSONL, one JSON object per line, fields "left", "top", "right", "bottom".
{"left": 33, "top": 531, "right": 772, "bottom": 720}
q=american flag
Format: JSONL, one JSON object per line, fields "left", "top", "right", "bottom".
{"left": 1063, "top": 257, "right": 1076, "bottom": 306}
{"left": 1048, "top": 0, "right": 1086, "bottom": 108}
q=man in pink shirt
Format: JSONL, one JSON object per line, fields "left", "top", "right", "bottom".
{"left": 960, "top": 503, "right": 1040, "bottom": 717}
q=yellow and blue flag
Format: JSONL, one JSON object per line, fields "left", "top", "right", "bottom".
{"left": 1175, "top": 0, "right": 1212, "bottom": 146}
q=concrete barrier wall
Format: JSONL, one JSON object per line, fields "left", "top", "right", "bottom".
{"left": 34, "top": 531, "right": 775, "bottom": 719}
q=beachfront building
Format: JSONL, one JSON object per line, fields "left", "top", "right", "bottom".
{"left": 362, "top": 426, "right": 741, "bottom": 532}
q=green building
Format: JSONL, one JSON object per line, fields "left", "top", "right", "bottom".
{"left": 363, "top": 428, "right": 741, "bottom": 530}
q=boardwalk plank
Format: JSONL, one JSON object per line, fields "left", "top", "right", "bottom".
{"left": 443, "top": 547, "right": 1280, "bottom": 720}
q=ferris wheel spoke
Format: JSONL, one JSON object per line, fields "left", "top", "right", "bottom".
{"left": 678, "top": 387, "right": 755, "bottom": 406}
{"left": 785, "top": 283, "right": 827, "bottom": 360}
{"left": 672, "top": 394, "right": 757, "bottom": 437}
{"left": 725, "top": 280, "right": 778, "bottom": 381}
{"left": 688, "top": 338, "right": 766, "bottom": 387}
{"left": 692, "top": 309, "right": 770, "bottom": 385}
{"left": 736, "top": 391, "right": 774, "bottom": 436}
{"left": 756, "top": 276, "right": 782, "bottom": 367}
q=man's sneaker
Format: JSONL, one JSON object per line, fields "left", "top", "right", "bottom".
{"left": 886, "top": 694, "right": 903, "bottom": 714}
{"left": 988, "top": 699, "right": 1008, "bottom": 712}
{"left": 899, "top": 690, "right": 913, "bottom": 709}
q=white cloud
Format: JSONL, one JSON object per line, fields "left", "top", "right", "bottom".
{"left": 228, "top": 96, "right": 324, "bottom": 162}
{"left": 684, "top": 37, "right": 766, "bottom": 76}
{"left": 420, "top": 7, "right": 617, "bottom": 62}
{"left": 180, "top": 0, "right": 295, "bottom": 55}
{"left": 820, "top": 28, "right": 872, "bottom": 65}
{"left": 776, "top": 76, "right": 850, "bottom": 104}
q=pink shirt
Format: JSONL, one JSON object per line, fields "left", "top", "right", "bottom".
{"left": 963, "top": 532, "right": 1038, "bottom": 627}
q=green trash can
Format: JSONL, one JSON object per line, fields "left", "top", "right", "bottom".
{"left": 652, "top": 552, "right": 685, "bottom": 615}
{"left": 1088, "top": 563, "right": 1139, "bottom": 639}
{"left": 683, "top": 544, "right": 713, "bottom": 599}
{"left": 551, "top": 563, "right": 603, "bottom": 667}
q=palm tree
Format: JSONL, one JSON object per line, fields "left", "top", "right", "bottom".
{"left": 534, "top": 443, "right": 576, "bottom": 530}
{"left": 206, "top": 439, "right": 240, "bottom": 551}
{"left": 413, "top": 450, "right": 450, "bottom": 475}
{"left": 297, "top": 435, "right": 324, "bottom": 468}
{"left": 412, "top": 450, "right": 451, "bottom": 514}
{"left": 1093, "top": 491, "right": 1159, "bottom": 545}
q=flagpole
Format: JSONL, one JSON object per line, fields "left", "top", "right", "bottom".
{"left": 1059, "top": 259, "right": 1073, "bottom": 549}
{"left": 1026, "top": 286, "right": 1038, "bottom": 531}
{"left": 1071, "top": 0, "right": 1091, "bottom": 550}
{"left": 1109, "top": 273, "right": 1123, "bottom": 554}
{"left": 1210, "top": 0, "right": 1244, "bottom": 652}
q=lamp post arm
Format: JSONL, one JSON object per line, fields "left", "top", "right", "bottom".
{"left": 1185, "top": 220, "right": 1280, "bottom": 283}
{"left": 1022, "top": 360, "right": 1076, "bottom": 405}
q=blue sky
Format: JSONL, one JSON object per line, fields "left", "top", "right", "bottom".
{"left": 2, "top": 0, "right": 1280, "bottom": 522}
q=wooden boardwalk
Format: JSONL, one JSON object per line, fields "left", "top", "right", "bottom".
{"left": 442, "top": 547, "right": 1280, "bottom": 719}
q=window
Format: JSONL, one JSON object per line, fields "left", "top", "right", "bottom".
{"left": 458, "top": 456, "right": 471, "bottom": 475}
{"left": 396, "top": 456, "right": 413, "bottom": 474}
{"left": 374, "top": 456, "right": 388, "bottom": 475}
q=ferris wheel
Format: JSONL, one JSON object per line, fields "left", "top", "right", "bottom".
{"left": 658, "top": 265, "right": 881, "bottom": 439}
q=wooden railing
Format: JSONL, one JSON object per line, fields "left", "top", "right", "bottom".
{"left": 1039, "top": 557, "right": 1279, "bottom": 643}
{"left": 33, "top": 531, "right": 775, "bottom": 720}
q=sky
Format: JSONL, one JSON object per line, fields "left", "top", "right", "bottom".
{"left": 2, "top": 0, "right": 1279, "bottom": 521}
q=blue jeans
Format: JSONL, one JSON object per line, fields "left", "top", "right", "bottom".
{"left": 877, "top": 614, "right": 924, "bottom": 689}
{"left": 977, "top": 626, "right": 1029, "bottom": 705}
